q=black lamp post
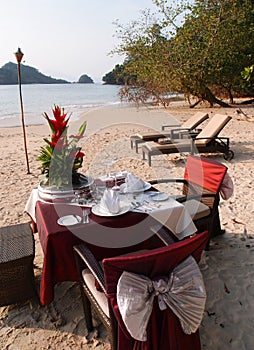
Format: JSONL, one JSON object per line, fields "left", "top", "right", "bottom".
{"left": 14, "top": 47, "right": 30, "bottom": 174}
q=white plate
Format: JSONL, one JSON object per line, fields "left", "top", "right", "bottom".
{"left": 150, "top": 192, "right": 169, "bottom": 201}
{"left": 57, "top": 215, "right": 82, "bottom": 226}
{"left": 119, "top": 182, "right": 151, "bottom": 194}
{"left": 92, "top": 203, "right": 131, "bottom": 217}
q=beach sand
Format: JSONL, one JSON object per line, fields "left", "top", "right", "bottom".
{"left": 0, "top": 102, "right": 254, "bottom": 349}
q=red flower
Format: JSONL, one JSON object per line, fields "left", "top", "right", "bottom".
{"left": 49, "top": 137, "right": 66, "bottom": 150}
{"left": 44, "top": 106, "right": 69, "bottom": 142}
{"left": 50, "top": 119, "right": 68, "bottom": 135}
{"left": 70, "top": 134, "right": 84, "bottom": 140}
{"left": 70, "top": 151, "right": 85, "bottom": 159}
{"left": 75, "top": 151, "right": 85, "bottom": 159}
{"left": 52, "top": 105, "right": 67, "bottom": 122}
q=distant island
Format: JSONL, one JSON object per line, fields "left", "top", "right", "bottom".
{"left": 0, "top": 62, "right": 94, "bottom": 85}
{"left": 77, "top": 74, "right": 94, "bottom": 84}
{"left": 0, "top": 62, "right": 69, "bottom": 85}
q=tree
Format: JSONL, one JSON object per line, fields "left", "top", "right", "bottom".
{"left": 102, "top": 64, "right": 133, "bottom": 84}
{"left": 112, "top": 0, "right": 254, "bottom": 107}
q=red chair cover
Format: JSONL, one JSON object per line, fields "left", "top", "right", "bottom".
{"left": 103, "top": 230, "right": 209, "bottom": 350}
{"left": 184, "top": 155, "right": 227, "bottom": 193}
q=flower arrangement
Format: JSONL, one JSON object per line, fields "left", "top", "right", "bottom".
{"left": 37, "top": 105, "right": 87, "bottom": 188}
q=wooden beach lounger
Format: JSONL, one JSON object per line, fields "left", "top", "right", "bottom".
{"left": 142, "top": 114, "right": 234, "bottom": 166}
{"left": 130, "top": 111, "right": 209, "bottom": 153}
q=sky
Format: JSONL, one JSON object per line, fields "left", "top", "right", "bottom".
{"left": 0, "top": 0, "right": 158, "bottom": 83}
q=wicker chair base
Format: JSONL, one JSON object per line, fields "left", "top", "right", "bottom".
{"left": 0, "top": 255, "right": 37, "bottom": 307}
{"left": 0, "top": 223, "right": 37, "bottom": 307}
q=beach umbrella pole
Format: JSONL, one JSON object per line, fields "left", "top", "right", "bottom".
{"left": 15, "top": 48, "right": 30, "bottom": 174}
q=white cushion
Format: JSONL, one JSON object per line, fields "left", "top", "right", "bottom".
{"left": 81, "top": 249, "right": 150, "bottom": 318}
{"left": 82, "top": 269, "right": 109, "bottom": 317}
{"left": 183, "top": 199, "right": 210, "bottom": 220}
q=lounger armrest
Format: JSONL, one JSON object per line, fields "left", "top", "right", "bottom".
{"left": 74, "top": 244, "right": 106, "bottom": 293}
{"left": 161, "top": 124, "right": 180, "bottom": 131}
{"left": 170, "top": 127, "right": 192, "bottom": 138}
{"left": 194, "top": 136, "right": 230, "bottom": 143}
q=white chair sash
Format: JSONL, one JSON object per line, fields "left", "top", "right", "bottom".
{"left": 220, "top": 173, "right": 234, "bottom": 200}
{"left": 117, "top": 255, "right": 206, "bottom": 341}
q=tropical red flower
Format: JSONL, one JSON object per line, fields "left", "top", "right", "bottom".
{"left": 52, "top": 105, "right": 67, "bottom": 122}
{"left": 75, "top": 151, "right": 85, "bottom": 159}
{"left": 70, "top": 151, "right": 85, "bottom": 159}
{"left": 50, "top": 119, "right": 68, "bottom": 135}
{"left": 49, "top": 137, "right": 66, "bottom": 150}
{"left": 44, "top": 106, "right": 69, "bottom": 141}
{"left": 37, "top": 105, "right": 87, "bottom": 188}
{"left": 70, "top": 134, "right": 84, "bottom": 140}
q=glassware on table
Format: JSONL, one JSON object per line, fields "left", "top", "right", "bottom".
{"left": 74, "top": 191, "right": 84, "bottom": 204}
{"left": 82, "top": 209, "right": 90, "bottom": 224}
{"left": 112, "top": 174, "right": 121, "bottom": 192}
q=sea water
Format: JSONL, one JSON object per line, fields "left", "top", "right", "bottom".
{"left": 0, "top": 84, "right": 121, "bottom": 127}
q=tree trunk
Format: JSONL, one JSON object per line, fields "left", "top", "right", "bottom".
{"left": 227, "top": 88, "right": 234, "bottom": 104}
{"left": 239, "top": 98, "right": 254, "bottom": 105}
{"left": 189, "top": 99, "right": 202, "bottom": 108}
{"left": 201, "top": 86, "right": 231, "bottom": 107}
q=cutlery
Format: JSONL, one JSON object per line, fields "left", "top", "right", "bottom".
{"left": 73, "top": 215, "right": 82, "bottom": 223}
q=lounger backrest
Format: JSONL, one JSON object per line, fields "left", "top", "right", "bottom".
{"left": 181, "top": 112, "right": 209, "bottom": 129}
{"left": 196, "top": 114, "right": 231, "bottom": 145}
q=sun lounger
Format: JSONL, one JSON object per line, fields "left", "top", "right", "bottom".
{"left": 130, "top": 111, "right": 209, "bottom": 153}
{"left": 142, "top": 114, "right": 234, "bottom": 166}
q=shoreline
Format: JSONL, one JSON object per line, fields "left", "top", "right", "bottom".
{"left": 0, "top": 102, "right": 254, "bottom": 349}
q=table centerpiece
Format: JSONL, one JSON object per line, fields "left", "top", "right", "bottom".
{"left": 36, "top": 105, "right": 93, "bottom": 202}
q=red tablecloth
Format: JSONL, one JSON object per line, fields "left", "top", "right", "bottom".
{"left": 36, "top": 202, "right": 163, "bottom": 305}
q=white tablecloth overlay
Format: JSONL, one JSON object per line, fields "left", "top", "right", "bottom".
{"left": 25, "top": 188, "right": 197, "bottom": 241}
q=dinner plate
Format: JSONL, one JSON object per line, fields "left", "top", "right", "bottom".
{"left": 57, "top": 215, "right": 82, "bottom": 226}
{"left": 150, "top": 192, "right": 169, "bottom": 201}
{"left": 119, "top": 182, "right": 151, "bottom": 194}
{"left": 92, "top": 203, "right": 131, "bottom": 217}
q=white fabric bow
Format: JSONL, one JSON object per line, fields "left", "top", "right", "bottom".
{"left": 117, "top": 256, "right": 206, "bottom": 341}
{"left": 220, "top": 173, "right": 234, "bottom": 200}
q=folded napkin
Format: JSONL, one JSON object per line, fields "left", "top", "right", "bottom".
{"left": 125, "top": 173, "right": 145, "bottom": 192}
{"left": 100, "top": 189, "right": 120, "bottom": 214}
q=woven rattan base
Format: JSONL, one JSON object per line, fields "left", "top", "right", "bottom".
{"left": 0, "top": 223, "right": 37, "bottom": 306}
{"left": 0, "top": 255, "right": 36, "bottom": 306}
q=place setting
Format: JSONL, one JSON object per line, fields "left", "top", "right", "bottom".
{"left": 85, "top": 172, "right": 154, "bottom": 217}
{"left": 57, "top": 208, "right": 90, "bottom": 226}
{"left": 55, "top": 171, "right": 174, "bottom": 225}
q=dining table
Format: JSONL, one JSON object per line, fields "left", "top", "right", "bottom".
{"left": 26, "top": 175, "right": 197, "bottom": 306}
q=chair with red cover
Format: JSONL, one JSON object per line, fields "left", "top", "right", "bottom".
{"left": 74, "top": 230, "right": 209, "bottom": 350}
{"left": 149, "top": 155, "right": 231, "bottom": 247}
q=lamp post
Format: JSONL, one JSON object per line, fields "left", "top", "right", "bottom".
{"left": 14, "top": 47, "right": 30, "bottom": 174}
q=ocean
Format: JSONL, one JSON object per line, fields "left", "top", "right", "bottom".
{"left": 0, "top": 84, "right": 122, "bottom": 127}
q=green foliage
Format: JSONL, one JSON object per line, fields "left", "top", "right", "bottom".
{"left": 111, "top": 0, "right": 254, "bottom": 106}
{"left": 241, "top": 64, "right": 254, "bottom": 82}
{"left": 102, "top": 64, "right": 134, "bottom": 84}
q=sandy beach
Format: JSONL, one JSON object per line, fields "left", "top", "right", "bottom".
{"left": 0, "top": 101, "right": 254, "bottom": 349}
